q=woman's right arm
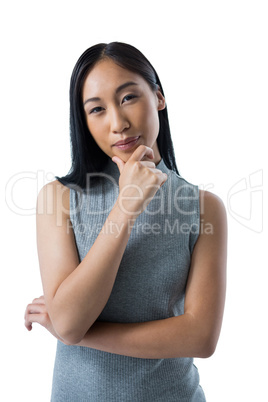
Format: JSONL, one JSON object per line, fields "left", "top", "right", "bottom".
{"left": 37, "top": 145, "right": 167, "bottom": 345}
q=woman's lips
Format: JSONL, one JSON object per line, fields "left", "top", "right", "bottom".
{"left": 113, "top": 136, "right": 140, "bottom": 150}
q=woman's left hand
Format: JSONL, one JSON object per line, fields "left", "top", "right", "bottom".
{"left": 24, "top": 295, "right": 64, "bottom": 342}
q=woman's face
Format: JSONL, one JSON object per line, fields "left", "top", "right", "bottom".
{"left": 82, "top": 59, "right": 165, "bottom": 164}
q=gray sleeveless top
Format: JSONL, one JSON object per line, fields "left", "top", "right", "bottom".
{"left": 51, "top": 158, "right": 206, "bottom": 401}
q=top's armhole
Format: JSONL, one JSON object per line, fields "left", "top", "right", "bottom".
{"left": 68, "top": 184, "right": 85, "bottom": 229}
{"left": 69, "top": 187, "right": 75, "bottom": 228}
{"left": 189, "top": 186, "right": 200, "bottom": 255}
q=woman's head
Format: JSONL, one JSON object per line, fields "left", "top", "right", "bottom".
{"left": 82, "top": 58, "right": 165, "bottom": 165}
{"left": 56, "top": 42, "right": 179, "bottom": 188}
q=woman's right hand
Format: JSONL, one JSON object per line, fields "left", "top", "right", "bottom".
{"left": 24, "top": 296, "right": 63, "bottom": 340}
{"left": 112, "top": 145, "right": 168, "bottom": 217}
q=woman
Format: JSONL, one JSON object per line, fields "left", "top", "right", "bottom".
{"left": 24, "top": 42, "right": 227, "bottom": 401}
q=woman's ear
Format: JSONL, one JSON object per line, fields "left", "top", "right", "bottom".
{"left": 156, "top": 90, "right": 166, "bottom": 111}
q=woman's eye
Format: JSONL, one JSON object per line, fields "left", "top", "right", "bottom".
{"left": 89, "top": 106, "right": 103, "bottom": 114}
{"left": 122, "top": 94, "right": 137, "bottom": 103}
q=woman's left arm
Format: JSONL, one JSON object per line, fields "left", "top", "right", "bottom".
{"left": 25, "top": 190, "right": 227, "bottom": 359}
{"left": 77, "top": 190, "right": 227, "bottom": 359}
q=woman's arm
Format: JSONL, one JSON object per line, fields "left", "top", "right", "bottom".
{"left": 28, "top": 189, "right": 227, "bottom": 358}
{"left": 36, "top": 146, "right": 167, "bottom": 345}
{"left": 37, "top": 179, "right": 134, "bottom": 345}
{"left": 75, "top": 190, "right": 227, "bottom": 358}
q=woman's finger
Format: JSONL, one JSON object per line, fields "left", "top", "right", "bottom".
{"left": 24, "top": 303, "right": 46, "bottom": 322}
{"left": 27, "top": 303, "right": 46, "bottom": 314}
{"left": 25, "top": 320, "right": 32, "bottom": 331}
{"left": 32, "top": 295, "right": 45, "bottom": 304}
{"left": 138, "top": 161, "right": 156, "bottom": 168}
{"left": 25, "top": 313, "right": 47, "bottom": 328}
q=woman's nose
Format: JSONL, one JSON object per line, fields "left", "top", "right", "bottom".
{"left": 109, "top": 107, "right": 130, "bottom": 133}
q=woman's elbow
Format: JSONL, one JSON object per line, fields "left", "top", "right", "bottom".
{"left": 53, "top": 319, "right": 86, "bottom": 346}
{"left": 60, "top": 332, "right": 83, "bottom": 346}
{"left": 197, "top": 335, "right": 218, "bottom": 358}
{"left": 57, "top": 326, "right": 86, "bottom": 345}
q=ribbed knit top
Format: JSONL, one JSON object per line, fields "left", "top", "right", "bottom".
{"left": 51, "top": 157, "right": 206, "bottom": 401}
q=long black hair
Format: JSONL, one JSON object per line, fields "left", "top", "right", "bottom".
{"left": 55, "top": 42, "right": 180, "bottom": 189}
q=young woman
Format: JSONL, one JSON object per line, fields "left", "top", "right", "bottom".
{"left": 24, "top": 42, "right": 227, "bottom": 401}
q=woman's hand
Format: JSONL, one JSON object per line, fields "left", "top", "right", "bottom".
{"left": 24, "top": 295, "right": 65, "bottom": 342}
{"left": 112, "top": 145, "right": 168, "bottom": 216}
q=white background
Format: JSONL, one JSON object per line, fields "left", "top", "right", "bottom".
{"left": 1, "top": 1, "right": 267, "bottom": 401}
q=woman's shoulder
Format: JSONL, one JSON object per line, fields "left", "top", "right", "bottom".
{"left": 36, "top": 179, "right": 70, "bottom": 218}
{"left": 199, "top": 189, "right": 227, "bottom": 222}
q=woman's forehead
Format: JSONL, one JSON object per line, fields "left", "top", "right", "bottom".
{"left": 82, "top": 59, "right": 146, "bottom": 97}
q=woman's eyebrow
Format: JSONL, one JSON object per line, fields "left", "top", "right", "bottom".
{"left": 83, "top": 96, "right": 101, "bottom": 106}
{"left": 115, "top": 81, "right": 138, "bottom": 94}
{"left": 83, "top": 81, "right": 138, "bottom": 107}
